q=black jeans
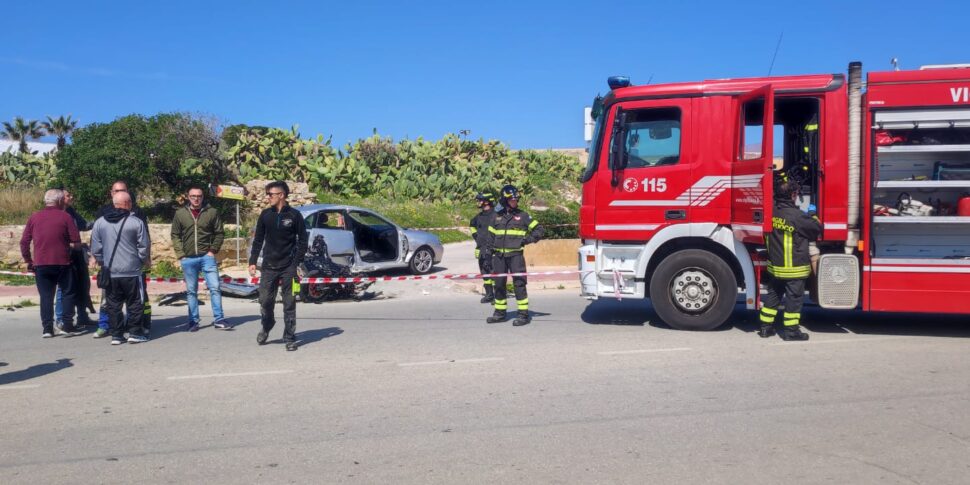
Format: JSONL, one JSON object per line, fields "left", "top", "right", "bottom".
{"left": 34, "top": 265, "right": 75, "bottom": 331}
{"left": 258, "top": 266, "right": 298, "bottom": 343}
{"left": 104, "top": 276, "right": 146, "bottom": 339}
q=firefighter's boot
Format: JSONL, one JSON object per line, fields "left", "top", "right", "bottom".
{"left": 480, "top": 285, "right": 494, "bottom": 304}
{"left": 512, "top": 310, "right": 531, "bottom": 327}
{"left": 486, "top": 310, "right": 506, "bottom": 324}
{"left": 781, "top": 325, "right": 810, "bottom": 341}
{"left": 758, "top": 306, "right": 778, "bottom": 338}
{"left": 758, "top": 324, "right": 776, "bottom": 338}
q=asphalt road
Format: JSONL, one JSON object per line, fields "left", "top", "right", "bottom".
{"left": 0, "top": 290, "right": 968, "bottom": 484}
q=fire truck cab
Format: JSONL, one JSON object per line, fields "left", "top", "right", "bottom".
{"left": 579, "top": 63, "right": 970, "bottom": 330}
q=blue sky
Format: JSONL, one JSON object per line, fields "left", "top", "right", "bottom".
{"left": 2, "top": 0, "right": 966, "bottom": 149}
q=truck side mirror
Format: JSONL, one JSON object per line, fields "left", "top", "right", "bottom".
{"left": 609, "top": 109, "right": 628, "bottom": 186}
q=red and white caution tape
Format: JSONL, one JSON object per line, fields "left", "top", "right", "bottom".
{"left": 1, "top": 269, "right": 583, "bottom": 285}
{"left": 411, "top": 223, "right": 579, "bottom": 231}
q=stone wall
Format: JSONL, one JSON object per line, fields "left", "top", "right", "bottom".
{"left": 243, "top": 179, "right": 317, "bottom": 207}
{"left": 1, "top": 180, "right": 317, "bottom": 270}
{"left": 0, "top": 224, "right": 248, "bottom": 269}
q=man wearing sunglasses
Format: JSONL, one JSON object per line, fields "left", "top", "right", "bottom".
{"left": 248, "top": 181, "right": 308, "bottom": 351}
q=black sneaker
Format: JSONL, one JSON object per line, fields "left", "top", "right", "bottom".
{"left": 486, "top": 311, "right": 507, "bottom": 324}
{"left": 213, "top": 319, "right": 232, "bottom": 330}
{"left": 257, "top": 331, "right": 268, "bottom": 345}
{"left": 61, "top": 324, "right": 87, "bottom": 336}
{"left": 285, "top": 342, "right": 298, "bottom": 351}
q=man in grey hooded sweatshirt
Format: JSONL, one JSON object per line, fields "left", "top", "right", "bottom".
{"left": 91, "top": 192, "right": 151, "bottom": 345}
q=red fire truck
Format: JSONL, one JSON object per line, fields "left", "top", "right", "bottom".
{"left": 578, "top": 62, "right": 970, "bottom": 330}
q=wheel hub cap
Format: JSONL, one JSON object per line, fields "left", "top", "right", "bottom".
{"left": 671, "top": 269, "right": 715, "bottom": 312}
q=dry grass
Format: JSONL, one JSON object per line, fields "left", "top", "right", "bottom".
{"left": 0, "top": 187, "right": 44, "bottom": 224}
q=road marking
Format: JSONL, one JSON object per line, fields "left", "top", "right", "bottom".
{"left": 769, "top": 336, "right": 899, "bottom": 346}
{"left": 166, "top": 370, "right": 294, "bottom": 380}
{"left": 0, "top": 384, "right": 42, "bottom": 390}
{"left": 398, "top": 357, "right": 505, "bottom": 367}
{"left": 597, "top": 347, "right": 692, "bottom": 355}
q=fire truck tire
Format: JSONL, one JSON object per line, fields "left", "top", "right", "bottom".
{"left": 649, "top": 249, "right": 737, "bottom": 331}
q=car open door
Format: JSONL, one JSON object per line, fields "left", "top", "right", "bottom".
{"left": 732, "top": 84, "right": 775, "bottom": 244}
{"left": 305, "top": 210, "right": 357, "bottom": 269}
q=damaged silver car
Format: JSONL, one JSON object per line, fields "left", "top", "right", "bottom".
{"left": 253, "top": 204, "right": 444, "bottom": 275}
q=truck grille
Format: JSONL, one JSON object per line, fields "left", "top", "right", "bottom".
{"left": 816, "top": 254, "right": 860, "bottom": 309}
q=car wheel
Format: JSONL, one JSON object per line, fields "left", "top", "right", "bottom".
{"left": 409, "top": 247, "right": 435, "bottom": 275}
{"left": 648, "top": 249, "right": 737, "bottom": 331}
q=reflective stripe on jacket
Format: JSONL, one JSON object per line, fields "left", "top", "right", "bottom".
{"left": 486, "top": 208, "right": 544, "bottom": 253}
{"left": 765, "top": 200, "right": 821, "bottom": 280}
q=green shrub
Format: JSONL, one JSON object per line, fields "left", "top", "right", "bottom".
{"left": 532, "top": 208, "right": 579, "bottom": 239}
{"left": 151, "top": 260, "right": 183, "bottom": 278}
{"left": 55, "top": 113, "right": 224, "bottom": 216}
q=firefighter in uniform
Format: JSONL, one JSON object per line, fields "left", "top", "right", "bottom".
{"left": 485, "top": 185, "right": 544, "bottom": 326}
{"left": 759, "top": 177, "right": 822, "bottom": 341}
{"left": 470, "top": 191, "right": 497, "bottom": 303}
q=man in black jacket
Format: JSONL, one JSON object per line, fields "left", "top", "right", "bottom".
{"left": 55, "top": 187, "right": 95, "bottom": 328}
{"left": 470, "top": 191, "right": 496, "bottom": 303}
{"left": 484, "top": 185, "right": 544, "bottom": 326}
{"left": 249, "top": 181, "right": 308, "bottom": 351}
{"left": 759, "top": 178, "right": 822, "bottom": 341}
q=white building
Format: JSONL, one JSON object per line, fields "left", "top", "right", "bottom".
{"left": 0, "top": 139, "right": 57, "bottom": 155}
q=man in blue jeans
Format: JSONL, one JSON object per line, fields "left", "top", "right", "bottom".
{"left": 171, "top": 186, "right": 228, "bottom": 331}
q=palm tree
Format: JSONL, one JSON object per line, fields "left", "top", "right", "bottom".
{"left": 1, "top": 117, "right": 45, "bottom": 154}
{"left": 42, "top": 115, "right": 78, "bottom": 150}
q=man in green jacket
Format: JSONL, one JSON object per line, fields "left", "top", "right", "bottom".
{"left": 171, "top": 186, "right": 228, "bottom": 331}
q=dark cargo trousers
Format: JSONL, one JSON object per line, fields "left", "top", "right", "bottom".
{"left": 759, "top": 275, "right": 806, "bottom": 327}
{"left": 258, "top": 266, "right": 299, "bottom": 343}
{"left": 491, "top": 252, "right": 528, "bottom": 313}
{"left": 105, "top": 276, "right": 146, "bottom": 339}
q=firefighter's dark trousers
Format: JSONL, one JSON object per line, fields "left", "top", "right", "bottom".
{"left": 478, "top": 252, "right": 494, "bottom": 293}
{"left": 259, "top": 266, "right": 299, "bottom": 343}
{"left": 759, "top": 275, "right": 806, "bottom": 327}
{"left": 492, "top": 251, "right": 528, "bottom": 313}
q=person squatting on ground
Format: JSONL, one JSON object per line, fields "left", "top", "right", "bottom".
{"left": 249, "top": 181, "right": 308, "bottom": 351}
{"left": 92, "top": 180, "right": 152, "bottom": 339}
{"left": 54, "top": 187, "right": 95, "bottom": 329}
{"left": 91, "top": 191, "right": 151, "bottom": 345}
{"left": 759, "top": 177, "right": 822, "bottom": 341}
{"left": 485, "top": 184, "right": 544, "bottom": 326}
{"left": 470, "top": 190, "right": 497, "bottom": 304}
{"left": 171, "top": 185, "right": 229, "bottom": 332}
{"left": 20, "top": 189, "right": 86, "bottom": 338}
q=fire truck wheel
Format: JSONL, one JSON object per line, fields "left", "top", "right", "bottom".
{"left": 649, "top": 249, "right": 737, "bottom": 331}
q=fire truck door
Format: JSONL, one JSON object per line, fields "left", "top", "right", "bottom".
{"left": 593, "top": 99, "right": 693, "bottom": 238}
{"left": 732, "top": 84, "right": 775, "bottom": 244}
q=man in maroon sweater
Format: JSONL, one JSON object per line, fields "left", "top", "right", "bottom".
{"left": 21, "top": 189, "right": 85, "bottom": 337}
